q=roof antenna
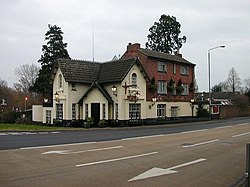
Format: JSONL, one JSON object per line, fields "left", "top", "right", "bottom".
{"left": 92, "top": 19, "right": 95, "bottom": 62}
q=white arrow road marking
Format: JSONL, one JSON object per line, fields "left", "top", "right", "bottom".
{"left": 76, "top": 152, "right": 158, "bottom": 167}
{"left": 128, "top": 158, "right": 206, "bottom": 182}
{"left": 182, "top": 139, "right": 220, "bottom": 148}
{"left": 42, "top": 146, "right": 123, "bottom": 155}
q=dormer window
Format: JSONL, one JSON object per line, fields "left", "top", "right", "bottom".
{"left": 58, "top": 74, "right": 63, "bottom": 88}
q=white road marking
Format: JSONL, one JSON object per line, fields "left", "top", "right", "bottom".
{"left": 76, "top": 152, "right": 158, "bottom": 167}
{"left": 181, "top": 129, "right": 207, "bottom": 134}
{"left": 38, "top": 132, "right": 49, "bottom": 135}
{"left": 0, "top": 133, "right": 8, "bottom": 136}
{"left": 215, "top": 125, "right": 232, "bottom": 129}
{"left": 42, "top": 146, "right": 123, "bottom": 155}
{"left": 128, "top": 158, "right": 207, "bottom": 182}
{"left": 182, "top": 139, "right": 220, "bottom": 148}
{"left": 232, "top": 132, "right": 250, "bottom": 138}
{"left": 50, "top": 132, "right": 60, "bottom": 134}
{"left": 237, "top": 123, "right": 249, "bottom": 126}
{"left": 20, "top": 141, "right": 97, "bottom": 150}
{"left": 122, "top": 134, "right": 164, "bottom": 141}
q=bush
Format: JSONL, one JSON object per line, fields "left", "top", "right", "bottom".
{"left": 0, "top": 111, "right": 20, "bottom": 124}
{"left": 98, "top": 120, "right": 107, "bottom": 128}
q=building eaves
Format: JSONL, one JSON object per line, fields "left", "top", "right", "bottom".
{"left": 77, "top": 82, "right": 113, "bottom": 104}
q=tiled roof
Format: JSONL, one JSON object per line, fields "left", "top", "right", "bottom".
{"left": 57, "top": 59, "right": 100, "bottom": 83}
{"left": 98, "top": 58, "right": 137, "bottom": 83}
{"left": 139, "top": 48, "right": 195, "bottom": 65}
{"left": 56, "top": 57, "right": 146, "bottom": 84}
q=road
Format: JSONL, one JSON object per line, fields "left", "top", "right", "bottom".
{"left": 0, "top": 118, "right": 250, "bottom": 186}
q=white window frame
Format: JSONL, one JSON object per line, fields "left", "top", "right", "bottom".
{"left": 182, "top": 83, "right": 189, "bottom": 96}
{"left": 46, "top": 110, "right": 51, "bottom": 124}
{"left": 157, "top": 104, "right": 166, "bottom": 118}
{"left": 131, "top": 73, "right": 137, "bottom": 87}
{"left": 173, "top": 63, "right": 176, "bottom": 74}
{"left": 115, "top": 103, "right": 118, "bottom": 119}
{"left": 56, "top": 103, "right": 63, "bottom": 120}
{"left": 181, "top": 66, "right": 188, "bottom": 75}
{"left": 158, "top": 61, "right": 166, "bottom": 72}
{"left": 157, "top": 81, "right": 167, "bottom": 94}
{"left": 72, "top": 103, "right": 76, "bottom": 119}
{"left": 58, "top": 74, "right": 63, "bottom": 88}
{"left": 129, "top": 103, "right": 141, "bottom": 119}
{"left": 103, "top": 103, "right": 106, "bottom": 119}
{"left": 85, "top": 104, "right": 88, "bottom": 119}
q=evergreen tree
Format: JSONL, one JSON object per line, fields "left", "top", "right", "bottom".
{"left": 31, "top": 24, "right": 70, "bottom": 98}
{"left": 146, "top": 14, "right": 186, "bottom": 54}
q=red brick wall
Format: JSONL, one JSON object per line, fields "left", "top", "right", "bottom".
{"left": 122, "top": 43, "right": 195, "bottom": 101}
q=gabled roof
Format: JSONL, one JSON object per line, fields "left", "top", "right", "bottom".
{"left": 56, "top": 59, "right": 101, "bottom": 83}
{"left": 98, "top": 58, "right": 149, "bottom": 83}
{"left": 54, "top": 57, "right": 149, "bottom": 84}
{"left": 139, "top": 48, "right": 195, "bottom": 65}
{"left": 77, "top": 82, "right": 113, "bottom": 104}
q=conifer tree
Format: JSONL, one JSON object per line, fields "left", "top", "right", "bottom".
{"left": 31, "top": 24, "right": 70, "bottom": 98}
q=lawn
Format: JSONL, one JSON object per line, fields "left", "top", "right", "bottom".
{"left": 0, "top": 124, "right": 83, "bottom": 131}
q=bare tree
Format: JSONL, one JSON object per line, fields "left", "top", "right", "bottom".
{"left": 14, "top": 64, "right": 40, "bottom": 94}
{"left": 244, "top": 76, "right": 250, "bottom": 92}
{"left": 225, "top": 67, "right": 241, "bottom": 93}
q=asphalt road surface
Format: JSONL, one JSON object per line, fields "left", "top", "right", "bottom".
{"left": 0, "top": 118, "right": 250, "bottom": 186}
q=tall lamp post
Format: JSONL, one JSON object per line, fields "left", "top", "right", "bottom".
{"left": 208, "top": 45, "right": 225, "bottom": 120}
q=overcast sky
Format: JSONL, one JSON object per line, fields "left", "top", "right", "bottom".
{"left": 0, "top": 0, "right": 250, "bottom": 91}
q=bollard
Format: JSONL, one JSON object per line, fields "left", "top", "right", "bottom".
{"left": 247, "top": 143, "right": 250, "bottom": 187}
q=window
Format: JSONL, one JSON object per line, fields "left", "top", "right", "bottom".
{"left": 157, "top": 104, "right": 166, "bottom": 118}
{"left": 173, "top": 63, "right": 176, "bottom": 74}
{"left": 131, "top": 73, "right": 137, "bottom": 87}
{"left": 56, "top": 104, "right": 63, "bottom": 120}
{"left": 115, "top": 103, "right": 118, "bottom": 119}
{"left": 71, "top": 83, "right": 76, "bottom": 91}
{"left": 182, "top": 83, "right": 189, "bottom": 95}
{"left": 103, "top": 103, "right": 106, "bottom": 119}
{"left": 181, "top": 66, "right": 188, "bottom": 75}
{"left": 157, "top": 81, "right": 167, "bottom": 94}
{"left": 85, "top": 104, "right": 88, "bottom": 118}
{"left": 72, "top": 103, "right": 76, "bottom": 119}
{"left": 58, "top": 74, "right": 63, "bottom": 88}
{"left": 158, "top": 62, "right": 166, "bottom": 72}
{"left": 46, "top": 110, "right": 51, "bottom": 124}
{"left": 171, "top": 106, "right": 178, "bottom": 117}
{"left": 129, "top": 104, "right": 141, "bottom": 119}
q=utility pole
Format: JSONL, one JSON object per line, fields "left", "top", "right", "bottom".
{"left": 246, "top": 143, "right": 250, "bottom": 187}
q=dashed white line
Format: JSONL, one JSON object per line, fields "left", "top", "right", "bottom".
{"left": 237, "top": 123, "right": 249, "bottom": 126}
{"left": 20, "top": 141, "right": 97, "bottom": 150}
{"left": 76, "top": 152, "right": 158, "bottom": 167}
{"left": 215, "top": 125, "right": 232, "bottom": 129}
{"left": 181, "top": 129, "right": 208, "bottom": 134}
{"left": 182, "top": 139, "right": 220, "bottom": 148}
{"left": 122, "top": 134, "right": 164, "bottom": 141}
{"left": 232, "top": 132, "right": 250, "bottom": 138}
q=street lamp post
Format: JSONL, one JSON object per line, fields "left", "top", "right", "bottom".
{"left": 208, "top": 45, "right": 225, "bottom": 120}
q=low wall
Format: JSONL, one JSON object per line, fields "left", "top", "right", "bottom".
{"left": 219, "top": 105, "right": 250, "bottom": 119}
